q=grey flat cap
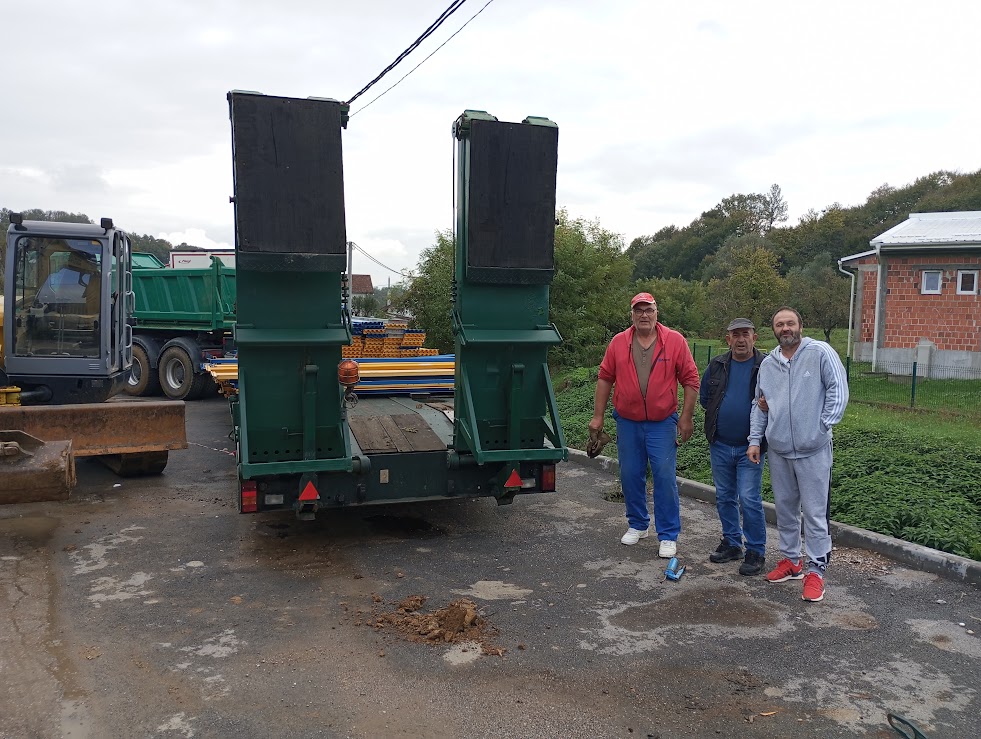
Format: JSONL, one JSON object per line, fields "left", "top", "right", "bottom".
{"left": 726, "top": 317, "right": 756, "bottom": 331}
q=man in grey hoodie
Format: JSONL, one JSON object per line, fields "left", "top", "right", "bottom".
{"left": 748, "top": 307, "right": 848, "bottom": 603}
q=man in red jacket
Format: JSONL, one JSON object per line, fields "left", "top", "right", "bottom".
{"left": 589, "top": 293, "right": 700, "bottom": 556}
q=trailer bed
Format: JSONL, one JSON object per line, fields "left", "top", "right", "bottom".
{"left": 347, "top": 396, "right": 453, "bottom": 454}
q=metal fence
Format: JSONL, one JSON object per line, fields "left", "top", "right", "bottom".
{"left": 690, "top": 343, "right": 981, "bottom": 418}
{"left": 845, "top": 359, "right": 981, "bottom": 416}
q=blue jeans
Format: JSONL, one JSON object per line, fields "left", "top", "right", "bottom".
{"left": 709, "top": 441, "right": 766, "bottom": 554}
{"left": 615, "top": 412, "right": 680, "bottom": 541}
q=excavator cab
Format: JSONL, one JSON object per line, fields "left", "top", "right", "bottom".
{"left": 2, "top": 215, "right": 186, "bottom": 503}
{"left": 2, "top": 214, "right": 134, "bottom": 404}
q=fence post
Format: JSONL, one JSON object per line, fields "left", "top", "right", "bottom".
{"left": 910, "top": 361, "right": 917, "bottom": 408}
{"left": 845, "top": 356, "right": 851, "bottom": 383}
{"left": 707, "top": 346, "right": 712, "bottom": 365}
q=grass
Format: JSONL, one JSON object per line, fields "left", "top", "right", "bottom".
{"left": 553, "top": 366, "right": 981, "bottom": 562}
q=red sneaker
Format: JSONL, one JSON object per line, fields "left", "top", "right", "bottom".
{"left": 766, "top": 557, "right": 804, "bottom": 583}
{"left": 802, "top": 572, "right": 825, "bottom": 602}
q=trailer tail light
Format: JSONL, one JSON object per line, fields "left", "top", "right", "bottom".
{"left": 240, "top": 480, "right": 258, "bottom": 513}
{"left": 541, "top": 464, "right": 556, "bottom": 492}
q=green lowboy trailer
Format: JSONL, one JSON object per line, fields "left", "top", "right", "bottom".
{"left": 226, "top": 91, "right": 567, "bottom": 517}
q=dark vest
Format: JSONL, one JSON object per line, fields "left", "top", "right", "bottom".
{"left": 702, "top": 349, "right": 766, "bottom": 451}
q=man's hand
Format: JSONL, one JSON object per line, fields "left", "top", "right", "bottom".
{"left": 757, "top": 394, "right": 769, "bottom": 413}
{"left": 747, "top": 445, "right": 761, "bottom": 464}
{"left": 677, "top": 415, "right": 694, "bottom": 445}
{"left": 588, "top": 416, "right": 604, "bottom": 434}
{"left": 586, "top": 428, "right": 612, "bottom": 458}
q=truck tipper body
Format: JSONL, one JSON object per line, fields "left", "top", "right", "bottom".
{"left": 226, "top": 91, "right": 566, "bottom": 516}
{"left": 126, "top": 256, "right": 236, "bottom": 399}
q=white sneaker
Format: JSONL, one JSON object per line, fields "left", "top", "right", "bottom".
{"left": 620, "top": 528, "right": 649, "bottom": 545}
{"left": 658, "top": 540, "right": 677, "bottom": 558}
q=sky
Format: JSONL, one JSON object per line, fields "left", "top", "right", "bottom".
{"left": 3, "top": 0, "right": 980, "bottom": 288}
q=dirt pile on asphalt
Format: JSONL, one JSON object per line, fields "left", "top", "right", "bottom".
{"left": 371, "top": 595, "right": 505, "bottom": 656}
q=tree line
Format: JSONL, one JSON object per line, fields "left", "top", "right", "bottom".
{"left": 395, "top": 168, "right": 981, "bottom": 367}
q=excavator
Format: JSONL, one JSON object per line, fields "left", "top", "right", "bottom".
{"left": 1, "top": 214, "right": 186, "bottom": 503}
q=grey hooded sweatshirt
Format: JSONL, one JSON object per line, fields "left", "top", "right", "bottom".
{"left": 748, "top": 337, "right": 848, "bottom": 458}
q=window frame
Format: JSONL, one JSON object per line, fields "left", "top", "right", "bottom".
{"left": 955, "top": 269, "right": 978, "bottom": 296}
{"left": 920, "top": 269, "right": 942, "bottom": 295}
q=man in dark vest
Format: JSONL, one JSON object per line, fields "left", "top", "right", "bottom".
{"left": 699, "top": 317, "right": 767, "bottom": 575}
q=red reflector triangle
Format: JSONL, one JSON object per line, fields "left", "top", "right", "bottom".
{"left": 299, "top": 481, "right": 319, "bottom": 501}
{"left": 505, "top": 469, "right": 522, "bottom": 488}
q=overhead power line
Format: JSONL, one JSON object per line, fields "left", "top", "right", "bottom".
{"left": 350, "top": 241, "right": 415, "bottom": 280}
{"left": 346, "top": 0, "right": 468, "bottom": 106}
{"left": 350, "top": 0, "right": 498, "bottom": 118}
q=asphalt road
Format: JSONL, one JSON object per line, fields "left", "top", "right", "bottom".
{"left": 1, "top": 397, "right": 979, "bottom": 738}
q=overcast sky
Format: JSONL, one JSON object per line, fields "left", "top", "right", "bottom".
{"left": 3, "top": 0, "right": 979, "bottom": 287}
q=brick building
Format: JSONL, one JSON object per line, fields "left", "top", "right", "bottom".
{"left": 838, "top": 211, "right": 981, "bottom": 377}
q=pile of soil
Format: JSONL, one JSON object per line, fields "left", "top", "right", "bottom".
{"left": 371, "top": 595, "right": 505, "bottom": 656}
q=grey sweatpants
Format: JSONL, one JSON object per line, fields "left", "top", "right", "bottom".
{"left": 766, "top": 442, "right": 833, "bottom": 576}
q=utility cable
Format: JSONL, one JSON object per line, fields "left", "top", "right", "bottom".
{"left": 350, "top": 0, "right": 497, "bottom": 117}
{"left": 350, "top": 241, "right": 415, "bottom": 279}
{"left": 346, "top": 0, "right": 468, "bottom": 106}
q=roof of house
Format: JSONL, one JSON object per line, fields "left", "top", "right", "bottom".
{"left": 870, "top": 211, "right": 981, "bottom": 249}
{"left": 838, "top": 249, "right": 876, "bottom": 266}
{"left": 351, "top": 274, "right": 374, "bottom": 294}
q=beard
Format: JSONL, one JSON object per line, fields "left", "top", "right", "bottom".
{"left": 778, "top": 330, "right": 802, "bottom": 348}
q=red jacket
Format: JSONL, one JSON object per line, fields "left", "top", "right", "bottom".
{"left": 598, "top": 323, "right": 699, "bottom": 422}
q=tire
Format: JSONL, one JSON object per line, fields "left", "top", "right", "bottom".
{"left": 125, "top": 344, "right": 161, "bottom": 397}
{"left": 158, "top": 345, "right": 208, "bottom": 400}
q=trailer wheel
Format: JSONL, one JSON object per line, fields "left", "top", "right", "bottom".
{"left": 125, "top": 344, "right": 161, "bottom": 397}
{"left": 158, "top": 345, "right": 208, "bottom": 400}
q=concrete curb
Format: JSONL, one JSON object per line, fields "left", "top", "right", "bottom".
{"left": 568, "top": 448, "right": 981, "bottom": 586}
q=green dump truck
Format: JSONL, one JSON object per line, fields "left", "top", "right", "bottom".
{"left": 226, "top": 91, "right": 566, "bottom": 516}
{"left": 126, "top": 256, "right": 236, "bottom": 399}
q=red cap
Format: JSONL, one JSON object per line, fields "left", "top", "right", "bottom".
{"left": 630, "top": 292, "right": 656, "bottom": 308}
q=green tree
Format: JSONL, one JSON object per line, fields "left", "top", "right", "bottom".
{"left": 351, "top": 293, "right": 380, "bottom": 317}
{"left": 392, "top": 230, "right": 454, "bottom": 353}
{"left": 549, "top": 211, "right": 634, "bottom": 367}
{"left": 634, "top": 278, "right": 709, "bottom": 338}
{"left": 705, "top": 245, "right": 786, "bottom": 333}
{"left": 786, "top": 253, "right": 851, "bottom": 342}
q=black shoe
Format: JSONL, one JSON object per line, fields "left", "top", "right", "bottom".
{"left": 709, "top": 538, "right": 743, "bottom": 563}
{"left": 739, "top": 550, "right": 766, "bottom": 576}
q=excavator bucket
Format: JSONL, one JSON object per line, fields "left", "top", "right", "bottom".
{"left": 0, "top": 430, "right": 76, "bottom": 504}
{"left": 0, "top": 401, "right": 186, "bottom": 503}
{"left": 0, "top": 401, "right": 187, "bottom": 457}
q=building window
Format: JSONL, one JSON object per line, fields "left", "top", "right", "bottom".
{"left": 957, "top": 270, "right": 979, "bottom": 295}
{"left": 921, "top": 270, "right": 942, "bottom": 294}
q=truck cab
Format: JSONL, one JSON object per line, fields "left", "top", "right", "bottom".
{"left": 2, "top": 214, "right": 134, "bottom": 404}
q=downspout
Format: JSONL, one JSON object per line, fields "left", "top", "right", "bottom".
{"left": 871, "top": 246, "right": 883, "bottom": 371}
{"left": 837, "top": 258, "right": 856, "bottom": 363}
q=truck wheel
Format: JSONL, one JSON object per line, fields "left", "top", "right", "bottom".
{"left": 158, "top": 345, "right": 208, "bottom": 400}
{"left": 125, "top": 344, "right": 161, "bottom": 396}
